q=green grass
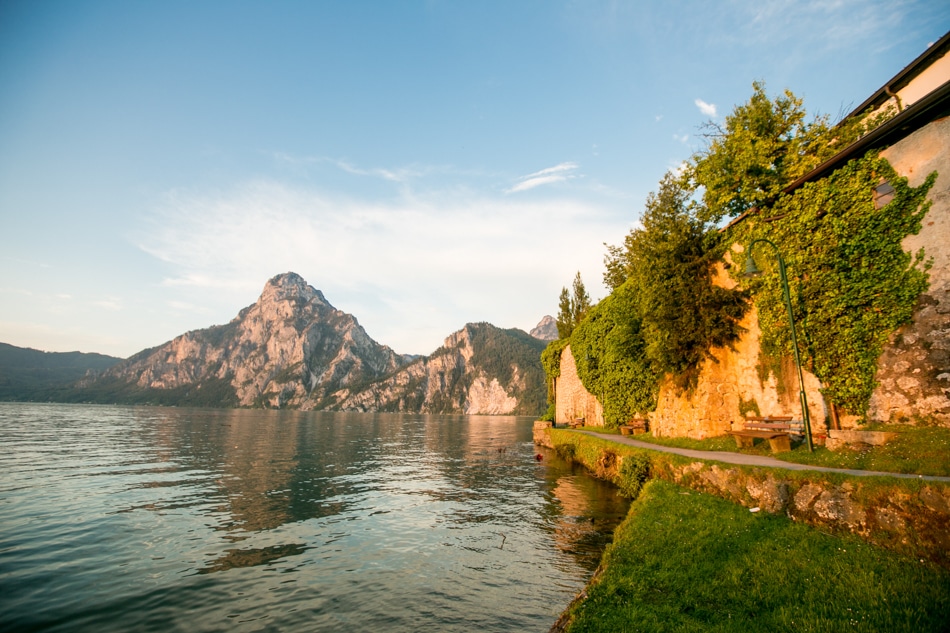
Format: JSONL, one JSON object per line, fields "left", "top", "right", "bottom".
{"left": 563, "top": 479, "right": 950, "bottom": 633}
{"left": 591, "top": 424, "right": 950, "bottom": 477}
{"left": 779, "top": 424, "right": 950, "bottom": 477}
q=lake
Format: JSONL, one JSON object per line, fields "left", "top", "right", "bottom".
{"left": 0, "top": 403, "right": 629, "bottom": 632}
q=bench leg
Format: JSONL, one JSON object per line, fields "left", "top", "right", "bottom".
{"left": 733, "top": 435, "right": 755, "bottom": 449}
{"left": 768, "top": 436, "right": 791, "bottom": 453}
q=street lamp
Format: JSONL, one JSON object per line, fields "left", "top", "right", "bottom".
{"left": 743, "top": 239, "right": 814, "bottom": 452}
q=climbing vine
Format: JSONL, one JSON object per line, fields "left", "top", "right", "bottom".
{"left": 731, "top": 153, "right": 934, "bottom": 416}
{"left": 542, "top": 82, "right": 935, "bottom": 426}
{"left": 571, "top": 281, "right": 660, "bottom": 426}
{"left": 541, "top": 338, "right": 568, "bottom": 402}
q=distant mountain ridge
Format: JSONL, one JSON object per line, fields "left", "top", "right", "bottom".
{"left": 335, "top": 322, "right": 547, "bottom": 415}
{"left": 0, "top": 343, "right": 121, "bottom": 401}
{"left": 36, "top": 272, "right": 547, "bottom": 414}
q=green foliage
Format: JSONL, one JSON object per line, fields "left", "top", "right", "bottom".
{"left": 556, "top": 271, "right": 593, "bottom": 339}
{"left": 563, "top": 479, "right": 950, "bottom": 633}
{"left": 546, "top": 172, "right": 749, "bottom": 424}
{"left": 621, "top": 173, "right": 748, "bottom": 385}
{"left": 547, "top": 83, "right": 933, "bottom": 424}
{"left": 733, "top": 154, "right": 934, "bottom": 415}
{"left": 688, "top": 81, "right": 863, "bottom": 224}
{"left": 617, "top": 453, "right": 651, "bottom": 499}
{"left": 0, "top": 342, "right": 121, "bottom": 401}
{"left": 540, "top": 338, "right": 568, "bottom": 404}
{"left": 571, "top": 282, "right": 660, "bottom": 425}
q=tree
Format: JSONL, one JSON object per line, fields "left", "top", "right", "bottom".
{"left": 555, "top": 271, "right": 593, "bottom": 339}
{"left": 556, "top": 287, "right": 573, "bottom": 339}
{"left": 571, "top": 272, "right": 592, "bottom": 323}
{"left": 604, "top": 172, "right": 747, "bottom": 387}
{"left": 688, "top": 81, "right": 859, "bottom": 224}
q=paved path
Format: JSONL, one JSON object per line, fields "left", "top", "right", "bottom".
{"left": 575, "top": 430, "right": 950, "bottom": 483}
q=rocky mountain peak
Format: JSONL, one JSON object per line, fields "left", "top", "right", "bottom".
{"left": 529, "top": 315, "right": 558, "bottom": 341}
{"left": 74, "top": 274, "right": 547, "bottom": 414}
{"left": 260, "top": 272, "right": 328, "bottom": 306}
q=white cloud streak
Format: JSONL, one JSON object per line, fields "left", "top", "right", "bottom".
{"left": 695, "top": 99, "right": 717, "bottom": 117}
{"left": 507, "top": 162, "right": 580, "bottom": 193}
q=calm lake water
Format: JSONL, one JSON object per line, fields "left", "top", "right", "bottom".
{"left": 0, "top": 403, "right": 629, "bottom": 632}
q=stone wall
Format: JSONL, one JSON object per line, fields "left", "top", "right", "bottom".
{"left": 553, "top": 117, "right": 950, "bottom": 434}
{"left": 536, "top": 428, "right": 950, "bottom": 568}
{"left": 555, "top": 297, "right": 826, "bottom": 438}
{"left": 554, "top": 344, "right": 604, "bottom": 426}
{"left": 650, "top": 262, "right": 826, "bottom": 438}
{"left": 868, "top": 117, "right": 950, "bottom": 425}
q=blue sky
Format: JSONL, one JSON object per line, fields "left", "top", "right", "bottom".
{"left": 1, "top": 1, "right": 948, "bottom": 358}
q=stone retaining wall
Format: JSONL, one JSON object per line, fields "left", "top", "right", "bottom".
{"left": 536, "top": 427, "right": 950, "bottom": 568}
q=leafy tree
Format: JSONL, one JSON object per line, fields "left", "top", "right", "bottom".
{"left": 688, "top": 81, "right": 862, "bottom": 224}
{"left": 555, "top": 271, "right": 593, "bottom": 339}
{"left": 556, "top": 287, "right": 573, "bottom": 339}
{"left": 605, "top": 172, "right": 748, "bottom": 387}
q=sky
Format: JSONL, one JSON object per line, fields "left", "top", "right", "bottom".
{"left": 1, "top": 1, "right": 948, "bottom": 359}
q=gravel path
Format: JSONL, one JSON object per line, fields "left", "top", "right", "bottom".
{"left": 575, "top": 430, "right": 950, "bottom": 483}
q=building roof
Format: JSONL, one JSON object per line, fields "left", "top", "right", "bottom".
{"left": 783, "top": 78, "right": 950, "bottom": 193}
{"left": 844, "top": 30, "right": 950, "bottom": 120}
{"left": 723, "top": 31, "right": 950, "bottom": 231}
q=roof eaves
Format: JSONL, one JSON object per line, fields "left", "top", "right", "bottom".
{"left": 845, "top": 31, "right": 950, "bottom": 120}
{"left": 784, "top": 79, "right": 950, "bottom": 194}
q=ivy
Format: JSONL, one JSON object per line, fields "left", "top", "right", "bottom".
{"left": 542, "top": 83, "right": 934, "bottom": 427}
{"left": 571, "top": 281, "right": 660, "bottom": 426}
{"left": 732, "top": 153, "right": 934, "bottom": 416}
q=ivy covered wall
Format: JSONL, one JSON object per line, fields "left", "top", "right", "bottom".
{"left": 543, "top": 83, "right": 949, "bottom": 432}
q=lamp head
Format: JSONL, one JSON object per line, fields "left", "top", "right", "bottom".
{"left": 743, "top": 255, "right": 762, "bottom": 278}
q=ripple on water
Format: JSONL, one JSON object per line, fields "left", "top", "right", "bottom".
{"left": 0, "top": 404, "right": 629, "bottom": 632}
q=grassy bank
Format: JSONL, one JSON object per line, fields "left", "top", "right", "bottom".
{"left": 544, "top": 427, "right": 950, "bottom": 567}
{"left": 559, "top": 479, "right": 950, "bottom": 632}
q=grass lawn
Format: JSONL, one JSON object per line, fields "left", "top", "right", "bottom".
{"left": 595, "top": 424, "right": 950, "bottom": 477}
{"left": 562, "top": 479, "right": 950, "bottom": 632}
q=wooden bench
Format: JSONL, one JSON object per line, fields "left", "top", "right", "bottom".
{"left": 728, "top": 416, "right": 797, "bottom": 453}
{"left": 619, "top": 418, "right": 648, "bottom": 435}
{"left": 569, "top": 418, "right": 585, "bottom": 429}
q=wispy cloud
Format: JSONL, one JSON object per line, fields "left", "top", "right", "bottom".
{"left": 136, "top": 177, "right": 622, "bottom": 354}
{"left": 695, "top": 99, "right": 717, "bottom": 117}
{"left": 724, "top": 0, "right": 915, "bottom": 51}
{"left": 507, "top": 162, "right": 580, "bottom": 194}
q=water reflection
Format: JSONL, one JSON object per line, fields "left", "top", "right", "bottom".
{"left": 0, "top": 404, "right": 629, "bottom": 632}
{"left": 196, "top": 542, "right": 311, "bottom": 574}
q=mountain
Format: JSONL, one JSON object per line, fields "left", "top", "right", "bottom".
{"left": 66, "top": 273, "right": 547, "bottom": 414}
{"left": 0, "top": 343, "right": 121, "bottom": 401}
{"left": 529, "top": 315, "right": 558, "bottom": 341}
{"left": 76, "top": 273, "right": 410, "bottom": 408}
{"left": 333, "top": 322, "right": 548, "bottom": 415}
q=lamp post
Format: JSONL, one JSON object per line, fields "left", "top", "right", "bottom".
{"left": 743, "top": 239, "right": 814, "bottom": 452}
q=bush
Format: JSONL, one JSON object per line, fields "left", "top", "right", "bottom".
{"left": 618, "top": 452, "right": 652, "bottom": 499}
